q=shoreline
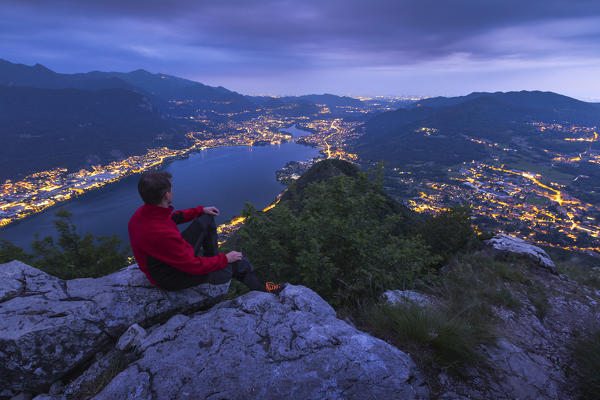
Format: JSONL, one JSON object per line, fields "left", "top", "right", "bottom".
{"left": 1, "top": 140, "right": 320, "bottom": 234}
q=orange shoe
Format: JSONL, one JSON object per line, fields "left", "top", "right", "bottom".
{"left": 265, "top": 282, "right": 285, "bottom": 295}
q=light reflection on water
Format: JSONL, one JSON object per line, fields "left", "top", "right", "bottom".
{"left": 1, "top": 141, "right": 318, "bottom": 249}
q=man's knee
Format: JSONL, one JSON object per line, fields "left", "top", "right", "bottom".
{"left": 208, "top": 264, "right": 233, "bottom": 285}
{"left": 194, "top": 214, "right": 216, "bottom": 230}
{"left": 233, "top": 258, "right": 254, "bottom": 275}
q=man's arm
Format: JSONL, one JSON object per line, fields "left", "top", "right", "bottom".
{"left": 171, "top": 206, "right": 203, "bottom": 224}
{"left": 171, "top": 206, "right": 219, "bottom": 225}
{"left": 171, "top": 206, "right": 220, "bottom": 224}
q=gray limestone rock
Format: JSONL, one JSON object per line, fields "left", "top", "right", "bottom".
{"left": 0, "top": 261, "right": 229, "bottom": 394}
{"left": 486, "top": 234, "right": 555, "bottom": 270}
{"left": 0, "top": 391, "right": 15, "bottom": 399}
{"left": 436, "top": 261, "right": 600, "bottom": 399}
{"left": 382, "top": 290, "right": 433, "bottom": 307}
{"left": 116, "top": 323, "right": 147, "bottom": 351}
{"left": 93, "top": 285, "right": 427, "bottom": 400}
{"left": 9, "top": 394, "right": 33, "bottom": 400}
{"left": 60, "top": 348, "right": 137, "bottom": 400}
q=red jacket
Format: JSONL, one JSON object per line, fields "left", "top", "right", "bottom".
{"left": 128, "top": 203, "right": 228, "bottom": 286}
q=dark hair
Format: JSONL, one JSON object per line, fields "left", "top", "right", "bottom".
{"left": 137, "top": 171, "right": 172, "bottom": 205}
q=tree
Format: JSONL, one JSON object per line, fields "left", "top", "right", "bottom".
{"left": 236, "top": 171, "right": 440, "bottom": 308}
{"left": 1, "top": 210, "right": 129, "bottom": 279}
{"left": 0, "top": 239, "right": 31, "bottom": 264}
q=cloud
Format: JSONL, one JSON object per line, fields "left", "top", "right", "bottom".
{"left": 1, "top": 0, "right": 600, "bottom": 95}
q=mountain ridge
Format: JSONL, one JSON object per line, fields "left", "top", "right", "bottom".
{"left": 355, "top": 89, "right": 600, "bottom": 173}
{"left": 0, "top": 84, "right": 174, "bottom": 180}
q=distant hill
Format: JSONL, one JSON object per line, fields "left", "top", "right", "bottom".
{"left": 0, "top": 85, "right": 175, "bottom": 181}
{"left": 0, "top": 59, "right": 255, "bottom": 117}
{"left": 249, "top": 93, "right": 363, "bottom": 114}
{"left": 86, "top": 69, "right": 256, "bottom": 116}
{"left": 0, "top": 59, "right": 134, "bottom": 91}
{"left": 0, "top": 60, "right": 372, "bottom": 119}
{"left": 286, "top": 94, "right": 363, "bottom": 108}
{"left": 280, "top": 159, "right": 361, "bottom": 207}
{"left": 413, "top": 90, "right": 600, "bottom": 125}
{"left": 354, "top": 90, "right": 600, "bottom": 175}
{"left": 248, "top": 96, "right": 321, "bottom": 116}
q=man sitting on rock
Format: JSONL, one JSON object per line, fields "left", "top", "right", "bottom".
{"left": 128, "top": 171, "right": 283, "bottom": 294}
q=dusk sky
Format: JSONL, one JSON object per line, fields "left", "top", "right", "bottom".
{"left": 2, "top": 0, "right": 600, "bottom": 99}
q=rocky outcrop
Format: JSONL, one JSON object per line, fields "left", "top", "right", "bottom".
{"left": 93, "top": 285, "right": 427, "bottom": 399}
{"left": 2, "top": 262, "right": 426, "bottom": 400}
{"left": 486, "top": 234, "right": 555, "bottom": 270}
{"left": 4, "top": 240, "right": 598, "bottom": 400}
{"left": 440, "top": 270, "right": 600, "bottom": 399}
{"left": 0, "top": 261, "right": 229, "bottom": 396}
{"left": 383, "top": 250, "right": 600, "bottom": 400}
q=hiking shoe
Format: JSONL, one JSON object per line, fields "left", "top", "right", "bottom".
{"left": 265, "top": 282, "right": 286, "bottom": 295}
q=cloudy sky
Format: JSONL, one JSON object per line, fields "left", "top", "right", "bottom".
{"left": 2, "top": 0, "right": 600, "bottom": 99}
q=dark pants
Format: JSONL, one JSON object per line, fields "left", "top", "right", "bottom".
{"left": 147, "top": 214, "right": 264, "bottom": 291}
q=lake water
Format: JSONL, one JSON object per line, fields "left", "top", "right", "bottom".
{"left": 1, "top": 126, "right": 318, "bottom": 249}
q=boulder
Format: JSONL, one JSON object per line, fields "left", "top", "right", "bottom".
{"left": 486, "top": 234, "right": 555, "bottom": 270}
{"left": 0, "top": 261, "right": 229, "bottom": 394}
{"left": 93, "top": 285, "right": 428, "bottom": 400}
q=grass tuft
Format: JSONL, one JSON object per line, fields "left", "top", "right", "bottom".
{"left": 573, "top": 330, "right": 600, "bottom": 399}
{"left": 441, "top": 253, "right": 531, "bottom": 313}
{"left": 367, "top": 302, "right": 495, "bottom": 373}
{"left": 527, "top": 288, "right": 550, "bottom": 321}
{"left": 557, "top": 262, "right": 600, "bottom": 291}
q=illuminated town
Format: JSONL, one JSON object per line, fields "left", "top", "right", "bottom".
{"left": 400, "top": 122, "right": 600, "bottom": 256}
{"left": 2, "top": 103, "right": 599, "bottom": 258}
{"left": 0, "top": 104, "right": 366, "bottom": 228}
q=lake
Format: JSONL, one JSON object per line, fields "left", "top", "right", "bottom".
{"left": 1, "top": 127, "right": 318, "bottom": 249}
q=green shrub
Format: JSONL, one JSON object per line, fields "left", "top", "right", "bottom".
{"left": 573, "top": 330, "right": 600, "bottom": 399}
{"left": 417, "top": 205, "right": 478, "bottom": 264}
{"left": 236, "top": 172, "right": 440, "bottom": 308}
{"left": 0, "top": 239, "right": 32, "bottom": 264}
{"left": 1, "top": 210, "right": 129, "bottom": 279}
{"left": 490, "top": 287, "right": 522, "bottom": 311}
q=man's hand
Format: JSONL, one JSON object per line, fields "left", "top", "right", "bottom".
{"left": 203, "top": 206, "right": 220, "bottom": 216}
{"left": 226, "top": 251, "right": 243, "bottom": 263}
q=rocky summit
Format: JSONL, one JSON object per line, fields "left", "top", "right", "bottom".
{"left": 92, "top": 285, "right": 426, "bottom": 400}
{"left": 1, "top": 234, "right": 599, "bottom": 399}
{"left": 0, "top": 261, "right": 228, "bottom": 397}
{"left": 1, "top": 262, "right": 425, "bottom": 400}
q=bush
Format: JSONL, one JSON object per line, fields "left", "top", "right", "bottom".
{"left": 418, "top": 206, "right": 478, "bottom": 264}
{"left": 0, "top": 210, "right": 129, "bottom": 279}
{"left": 0, "top": 239, "right": 32, "bottom": 264}
{"left": 236, "top": 172, "right": 440, "bottom": 308}
{"left": 363, "top": 252, "right": 539, "bottom": 374}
